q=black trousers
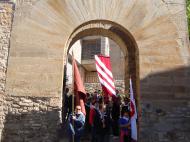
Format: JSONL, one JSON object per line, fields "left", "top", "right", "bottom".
{"left": 123, "top": 134, "right": 130, "bottom": 142}
{"left": 112, "top": 119, "right": 119, "bottom": 136}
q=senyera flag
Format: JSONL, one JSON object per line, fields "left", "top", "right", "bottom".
{"left": 130, "top": 78, "right": 138, "bottom": 142}
{"left": 95, "top": 55, "right": 116, "bottom": 97}
{"left": 73, "top": 58, "right": 86, "bottom": 116}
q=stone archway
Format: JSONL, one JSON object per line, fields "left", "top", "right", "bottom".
{"left": 2, "top": 0, "right": 187, "bottom": 141}
{"left": 63, "top": 20, "right": 140, "bottom": 141}
{"left": 5, "top": 0, "right": 178, "bottom": 99}
{"left": 64, "top": 20, "right": 140, "bottom": 120}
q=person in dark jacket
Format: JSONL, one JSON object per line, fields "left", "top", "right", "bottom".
{"left": 94, "top": 103, "right": 111, "bottom": 142}
{"left": 63, "top": 88, "right": 72, "bottom": 122}
{"left": 111, "top": 94, "right": 121, "bottom": 137}
{"left": 89, "top": 96, "right": 97, "bottom": 142}
{"left": 68, "top": 105, "right": 85, "bottom": 142}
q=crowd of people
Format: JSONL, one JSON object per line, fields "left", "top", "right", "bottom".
{"left": 64, "top": 88, "right": 132, "bottom": 142}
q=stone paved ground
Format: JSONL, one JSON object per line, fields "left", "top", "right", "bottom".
{"left": 59, "top": 121, "right": 120, "bottom": 142}
{"left": 59, "top": 135, "right": 119, "bottom": 142}
{"left": 59, "top": 123, "right": 120, "bottom": 142}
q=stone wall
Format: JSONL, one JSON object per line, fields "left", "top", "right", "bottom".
{"left": 139, "top": 1, "right": 190, "bottom": 141}
{"left": 0, "top": 2, "right": 62, "bottom": 142}
{"left": 0, "top": 0, "right": 190, "bottom": 142}
{"left": 164, "top": 0, "right": 190, "bottom": 64}
{"left": 0, "top": 2, "right": 14, "bottom": 141}
{"left": 140, "top": 98, "right": 190, "bottom": 142}
{"left": 2, "top": 96, "right": 61, "bottom": 142}
{"left": 140, "top": 67, "right": 190, "bottom": 142}
{"left": 84, "top": 80, "right": 125, "bottom": 95}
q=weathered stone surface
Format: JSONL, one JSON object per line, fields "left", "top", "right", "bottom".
{"left": 85, "top": 80, "right": 125, "bottom": 95}
{"left": 5, "top": 0, "right": 189, "bottom": 97}
{"left": 2, "top": 96, "right": 61, "bottom": 142}
{"left": 140, "top": 99, "right": 190, "bottom": 142}
{"left": 0, "top": 0, "right": 189, "bottom": 142}
{"left": 0, "top": 2, "right": 14, "bottom": 141}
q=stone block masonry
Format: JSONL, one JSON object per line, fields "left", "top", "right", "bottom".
{"left": 2, "top": 96, "right": 61, "bottom": 142}
{"left": 0, "top": 0, "right": 190, "bottom": 142}
{"left": 0, "top": 2, "right": 13, "bottom": 93}
{"left": 140, "top": 99, "right": 190, "bottom": 142}
{"left": 84, "top": 80, "right": 125, "bottom": 94}
{"left": 0, "top": 3, "right": 62, "bottom": 141}
{"left": 0, "top": 2, "right": 14, "bottom": 141}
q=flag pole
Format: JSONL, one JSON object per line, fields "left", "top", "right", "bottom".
{"left": 72, "top": 51, "right": 75, "bottom": 142}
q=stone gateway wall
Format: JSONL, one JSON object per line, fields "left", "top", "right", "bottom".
{"left": 140, "top": 1, "right": 190, "bottom": 141}
{"left": 0, "top": 2, "right": 14, "bottom": 141}
{"left": 0, "top": 2, "right": 62, "bottom": 142}
{"left": 0, "top": 0, "right": 190, "bottom": 142}
{"left": 2, "top": 96, "right": 61, "bottom": 142}
{"left": 85, "top": 80, "right": 125, "bottom": 94}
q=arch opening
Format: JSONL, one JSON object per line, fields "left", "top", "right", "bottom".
{"left": 62, "top": 20, "right": 141, "bottom": 135}
{"left": 64, "top": 20, "right": 140, "bottom": 104}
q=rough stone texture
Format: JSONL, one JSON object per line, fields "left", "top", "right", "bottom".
{"left": 0, "top": 2, "right": 14, "bottom": 141}
{"left": 5, "top": 0, "right": 184, "bottom": 97}
{"left": 0, "top": 2, "right": 13, "bottom": 93}
{"left": 140, "top": 68, "right": 190, "bottom": 142}
{"left": 164, "top": 0, "right": 190, "bottom": 64}
{"left": 85, "top": 80, "right": 125, "bottom": 95}
{"left": 0, "top": 0, "right": 189, "bottom": 142}
{"left": 1, "top": 96, "right": 61, "bottom": 142}
{"left": 140, "top": 100, "right": 190, "bottom": 142}
{"left": 0, "top": 95, "right": 5, "bottom": 141}
{"left": 139, "top": 1, "right": 190, "bottom": 141}
{"left": 0, "top": 2, "right": 62, "bottom": 142}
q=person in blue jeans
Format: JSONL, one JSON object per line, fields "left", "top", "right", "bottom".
{"left": 68, "top": 105, "right": 85, "bottom": 142}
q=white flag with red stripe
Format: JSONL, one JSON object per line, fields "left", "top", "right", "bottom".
{"left": 130, "top": 78, "right": 138, "bottom": 141}
{"left": 95, "top": 55, "right": 116, "bottom": 97}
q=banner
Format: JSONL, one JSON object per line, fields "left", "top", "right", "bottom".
{"left": 95, "top": 55, "right": 116, "bottom": 97}
{"left": 73, "top": 58, "right": 86, "bottom": 115}
{"left": 130, "top": 78, "right": 137, "bottom": 141}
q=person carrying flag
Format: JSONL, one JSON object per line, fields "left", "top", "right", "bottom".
{"left": 68, "top": 55, "right": 87, "bottom": 142}
{"left": 68, "top": 105, "right": 85, "bottom": 142}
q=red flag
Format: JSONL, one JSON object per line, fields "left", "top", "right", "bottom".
{"left": 95, "top": 55, "right": 116, "bottom": 97}
{"left": 73, "top": 59, "right": 86, "bottom": 115}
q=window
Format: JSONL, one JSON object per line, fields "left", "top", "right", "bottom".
{"left": 81, "top": 38, "right": 101, "bottom": 60}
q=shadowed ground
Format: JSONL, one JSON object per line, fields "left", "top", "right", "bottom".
{"left": 58, "top": 122, "right": 120, "bottom": 142}
{"left": 59, "top": 135, "right": 120, "bottom": 142}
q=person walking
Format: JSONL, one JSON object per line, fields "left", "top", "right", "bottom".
{"left": 94, "top": 103, "right": 111, "bottom": 142}
{"left": 89, "top": 96, "right": 97, "bottom": 142}
{"left": 111, "top": 94, "right": 121, "bottom": 138}
{"left": 63, "top": 88, "right": 72, "bottom": 122}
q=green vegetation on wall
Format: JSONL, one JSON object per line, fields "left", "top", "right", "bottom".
{"left": 187, "top": 0, "right": 190, "bottom": 38}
